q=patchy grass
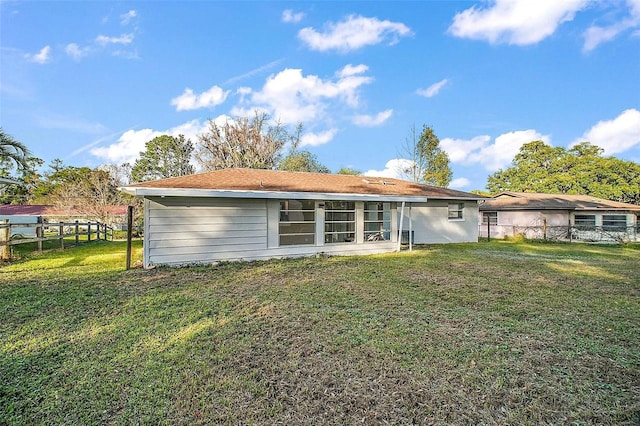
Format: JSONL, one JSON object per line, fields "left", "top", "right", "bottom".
{"left": 1, "top": 240, "right": 638, "bottom": 425}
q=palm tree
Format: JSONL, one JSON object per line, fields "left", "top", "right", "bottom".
{"left": 0, "top": 128, "right": 30, "bottom": 171}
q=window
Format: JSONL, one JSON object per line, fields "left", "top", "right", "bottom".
{"left": 364, "top": 202, "right": 391, "bottom": 242}
{"left": 448, "top": 203, "right": 464, "bottom": 220}
{"left": 482, "top": 212, "right": 497, "bottom": 225}
{"left": 324, "top": 201, "right": 355, "bottom": 243}
{"left": 602, "top": 215, "right": 627, "bottom": 231}
{"left": 279, "top": 200, "right": 315, "bottom": 245}
{"left": 574, "top": 214, "right": 596, "bottom": 229}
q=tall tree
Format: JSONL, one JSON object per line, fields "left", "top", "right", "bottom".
{"left": 0, "top": 156, "right": 43, "bottom": 204}
{"left": 131, "top": 134, "right": 194, "bottom": 182}
{"left": 336, "top": 167, "right": 361, "bottom": 176}
{"left": 399, "top": 124, "right": 452, "bottom": 187}
{"left": 195, "top": 112, "right": 300, "bottom": 171}
{"left": 0, "top": 128, "right": 30, "bottom": 172}
{"left": 487, "top": 141, "right": 640, "bottom": 205}
{"left": 278, "top": 150, "right": 330, "bottom": 173}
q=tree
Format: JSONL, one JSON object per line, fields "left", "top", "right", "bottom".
{"left": 131, "top": 134, "right": 194, "bottom": 182}
{"left": 0, "top": 128, "right": 30, "bottom": 172}
{"left": 195, "top": 111, "right": 300, "bottom": 171}
{"left": 48, "top": 167, "right": 125, "bottom": 223}
{"left": 336, "top": 167, "right": 361, "bottom": 175}
{"left": 0, "top": 156, "right": 43, "bottom": 204}
{"left": 487, "top": 141, "right": 640, "bottom": 205}
{"left": 278, "top": 150, "right": 330, "bottom": 173}
{"left": 399, "top": 124, "right": 452, "bottom": 187}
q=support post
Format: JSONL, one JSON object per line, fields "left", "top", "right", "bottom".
{"left": 408, "top": 204, "right": 413, "bottom": 252}
{"left": 37, "top": 224, "right": 43, "bottom": 252}
{"left": 126, "top": 205, "right": 134, "bottom": 270}
{"left": 75, "top": 221, "right": 79, "bottom": 246}
{"left": 1, "top": 219, "right": 9, "bottom": 261}
{"left": 87, "top": 223, "right": 92, "bottom": 242}
{"left": 397, "top": 201, "right": 405, "bottom": 252}
{"left": 59, "top": 222, "right": 64, "bottom": 249}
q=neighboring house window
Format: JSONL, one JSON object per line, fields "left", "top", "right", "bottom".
{"left": 325, "top": 201, "right": 355, "bottom": 243}
{"left": 482, "top": 212, "right": 497, "bottom": 225}
{"left": 279, "top": 200, "right": 315, "bottom": 245}
{"left": 602, "top": 215, "right": 627, "bottom": 231}
{"left": 574, "top": 214, "right": 596, "bottom": 229}
{"left": 364, "top": 202, "right": 391, "bottom": 242}
{"left": 448, "top": 203, "right": 464, "bottom": 220}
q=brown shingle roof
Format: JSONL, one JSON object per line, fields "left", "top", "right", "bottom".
{"left": 480, "top": 191, "right": 640, "bottom": 211}
{"left": 125, "top": 168, "right": 483, "bottom": 199}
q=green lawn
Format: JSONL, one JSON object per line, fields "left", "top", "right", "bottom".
{"left": 1, "top": 240, "right": 638, "bottom": 425}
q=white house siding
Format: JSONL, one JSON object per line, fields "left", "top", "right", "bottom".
{"left": 404, "top": 200, "right": 479, "bottom": 244}
{"left": 145, "top": 197, "right": 402, "bottom": 267}
{"left": 145, "top": 197, "right": 268, "bottom": 267}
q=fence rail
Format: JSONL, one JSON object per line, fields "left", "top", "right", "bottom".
{"left": 0, "top": 220, "right": 114, "bottom": 259}
{"left": 480, "top": 223, "right": 640, "bottom": 243}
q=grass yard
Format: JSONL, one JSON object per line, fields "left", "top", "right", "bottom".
{"left": 1, "top": 240, "right": 638, "bottom": 425}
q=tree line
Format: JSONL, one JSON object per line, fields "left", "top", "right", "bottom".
{"left": 2, "top": 112, "right": 639, "bottom": 209}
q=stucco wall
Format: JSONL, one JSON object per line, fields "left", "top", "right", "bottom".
{"left": 402, "top": 200, "right": 479, "bottom": 244}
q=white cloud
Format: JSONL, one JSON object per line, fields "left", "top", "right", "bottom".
{"left": 583, "top": 0, "right": 640, "bottom": 52}
{"left": 416, "top": 79, "right": 449, "bottom": 98}
{"left": 300, "top": 129, "right": 338, "bottom": 147}
{"left": 448, "top": 0, "right": 588, "bottom": 45}
{"left": 364, "top": 158, "right": 415, "bottom": 179}
{"left": 282, "top": 9, "right": 305, "bottom": 23}
{"left": 241, "top": 65, "right": 373, "bottom": 124}
{"left": 352, "top": 109, "right": 393, "bottom": 127}
{"left": 26, "top": 45, "right": 51, "bottom": 64}
{"left": 65, "top": 43, "right": 90, "bottom": 60}
{"left": 95, "top": 33, "right": 134, "bottom": 46}
{"left": 298, "top": 15, "right": 412, "bottom": 53}
{"left": 90, "top": 119, "right": 208, "bottom": 164}
{"left": 441, "top": 130, "right": 551, "bottom": 171}
{"left": 120, "top": 10, "right": 137, "bottom": 25}
{"left": 171, "top": 86, "right": 231, "bottom": 111}
{"left": 571, "top": 109, "right": 640, "bottom": 155}
{"left": 441, "top": 135, "right": 491, "bottom": 162}
{"left": 450, "top": 177, "right": 471, "bottom": 189}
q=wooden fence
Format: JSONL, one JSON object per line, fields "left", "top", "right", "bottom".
{"left": 0, "top": 219, "right": 114, "bottom": 260}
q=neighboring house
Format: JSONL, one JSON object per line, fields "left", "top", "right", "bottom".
{"left": 0, "top": 204, "right": 128, "bottom": 237}
{"left": 478, "top": 191, "right": 640, "bottom": 241}
{"left": 122, "top": 168, "right": 485, "bottom": 267}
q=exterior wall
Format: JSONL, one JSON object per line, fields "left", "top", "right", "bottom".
{"left": 478, "top": 210, "right": 639, "bottom": 241}
{"left": 144, "top": 196, "right": 400, "bottom": 267}
{"left": 403, "top": 200, "right": 479, "bottom": 244}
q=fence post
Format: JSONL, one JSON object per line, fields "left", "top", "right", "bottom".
{"left": 37, "top": 224, "right": 43, "bottom": 252}
{"left": 97, "top": 222, "right": 101, "bottom": 241}
{"left": 75, "top": 221, "right": 79, "bottom": 246}
{"left": 487, "top": 219, "right": 491, "bottom": 242}
{"left": 1, "top": 219, "right": 9, "bottom": 261}
{"left": 59, "top": 222, "right": 64, "bottom": 249}
{"left": 87, "top": 222, "right": 92, "bottom": 242}
{"left": 543, "top": 218, "right": 548, "bottom": 240}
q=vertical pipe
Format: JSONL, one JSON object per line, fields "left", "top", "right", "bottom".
{"left": 126, "top": 205, "right": 134, "bottom": 270}
{"left": 408, "top": 204, "right": 413, "bottom": 252}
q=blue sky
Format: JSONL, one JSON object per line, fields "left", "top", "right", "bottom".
{"left": 2, "top": 0, "right": 639, "bottom": 190}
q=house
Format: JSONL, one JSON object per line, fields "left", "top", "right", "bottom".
{"left": 478, "top": 191, "right": 640, "bottom": 241}
{"left": 122, "top": 168, "right": 485, "bottom": 267}
{"left": 0, "top": 204, "right": 128, "bottom": 237}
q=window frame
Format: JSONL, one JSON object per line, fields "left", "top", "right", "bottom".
{"left": 602, "top": 214, "right": 627, "bottom": 231}
{"left": 364, "top": 201, "right": 391, "bottom": 242}
{"left": 324, "top": 200, "right": 356, "bottom": 244}
{"left": 574, "top": 214, "right": 596, "bottom": 230}
{"left": 278, "top": 200, "right": 316, "bottom": 246}
{"left": 448, "top": 203, "right": 464, "bottom": 221}
{"left": 482, "top": 211, "right": 497, "bottom": 225}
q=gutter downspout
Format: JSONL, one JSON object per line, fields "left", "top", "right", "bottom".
{"left": 397, "top": 201, "right": 405, "bottom": 252}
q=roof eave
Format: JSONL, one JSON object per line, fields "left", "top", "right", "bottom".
{"left": 121, "top": 186, "right": 429, "bottom": 203}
